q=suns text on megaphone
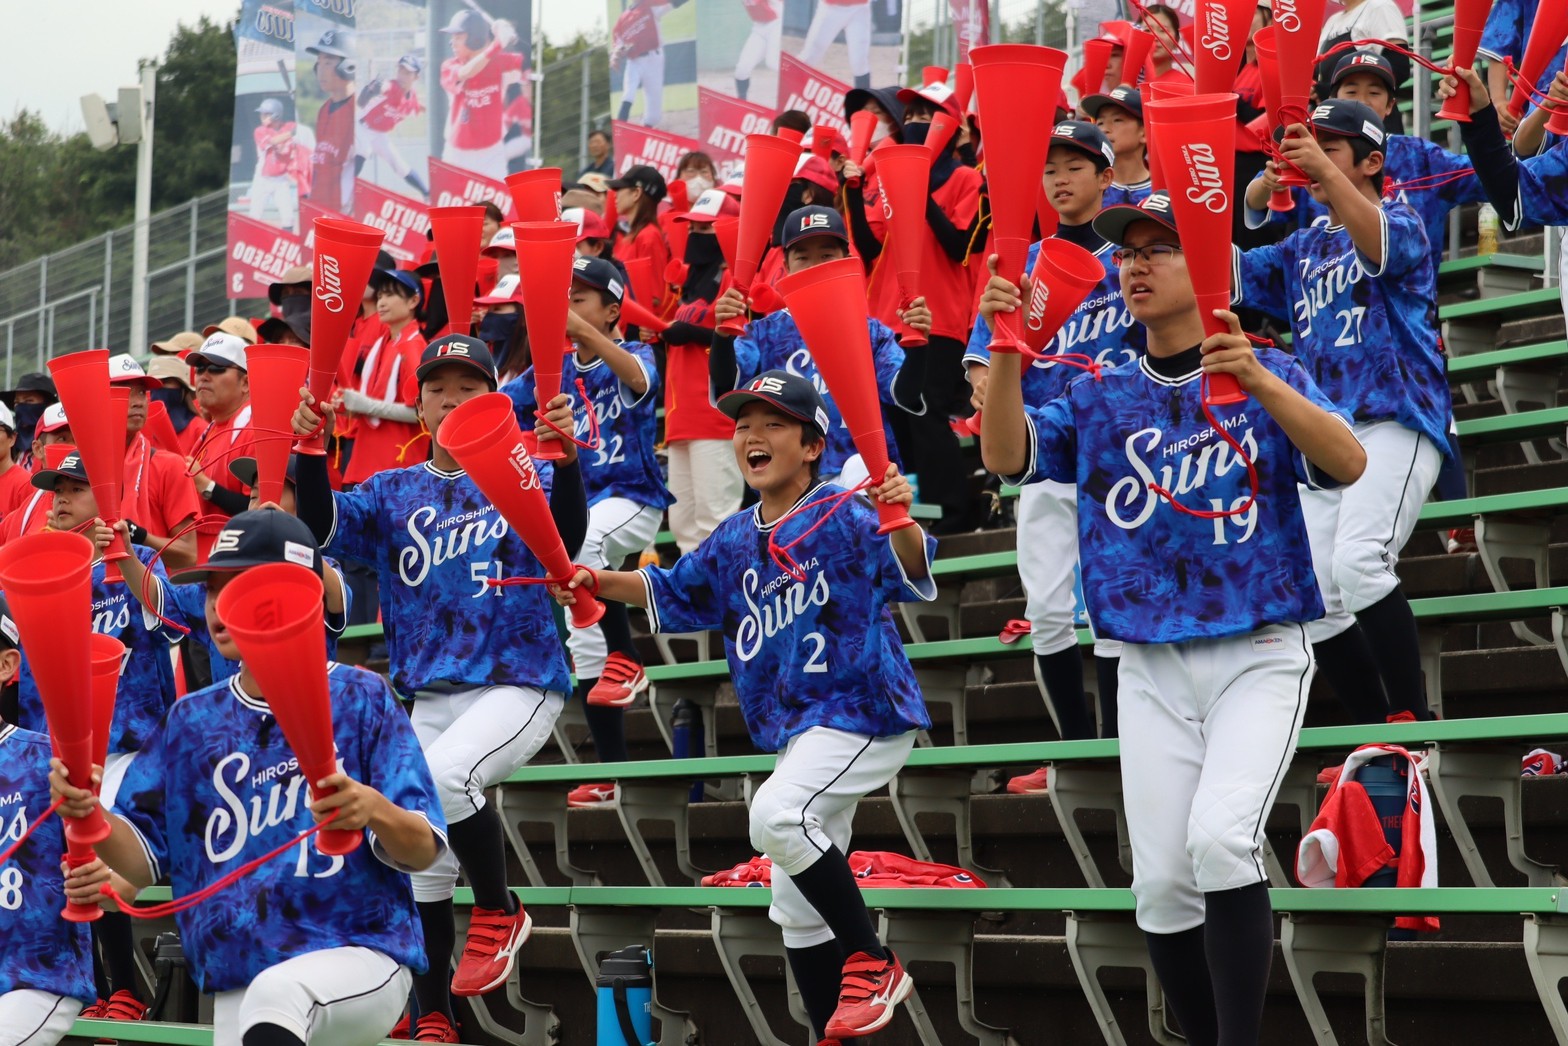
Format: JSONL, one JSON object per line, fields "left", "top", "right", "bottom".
{"left": 315, "top": 253, "right": 345, "bottom": 313}
{"left": 1182, "top": 143, "right": 1228, "bottom": 213}
{"left": 1199, "top": 1, "right": 1234, "bottom": 60}
{"left": 1025, "top": 283, "right": 1052, "bottom": 331}
{"left": 1272, "top": 0, "right": 1302, "bottom": 33}
{"left": 509, "top": 441, "right": 543, "bottom": 491}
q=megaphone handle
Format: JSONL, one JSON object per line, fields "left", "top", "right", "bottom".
{"left": 61, "top": 843, "right": 105, "bottom": 923}
{"left": 1204, "top": 373, "right": 1247, "bottom": 406}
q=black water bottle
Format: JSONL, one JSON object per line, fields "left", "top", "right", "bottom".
{"left": 670, "top": 699, "right": 705, "bottom": 802}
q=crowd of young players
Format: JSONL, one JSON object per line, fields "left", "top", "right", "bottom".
{"left": 4, "top": 1, "right": 1568, "bottom": 1044}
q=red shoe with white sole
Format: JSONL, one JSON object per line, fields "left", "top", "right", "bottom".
{"left": 1006, "top": 767, "right": 1049, "bottom": 794}
{"left": 824, "top": 950, "right": 914, "bottom": 1038}
{"left": 413, "top": 1012, "right": 460, "bottom": 1042}
{"left": 451, "top": 904, "right": 533, "bottom": 996}
{"left": 568, "top": 782, "right": 618, "bottom": 808}
{"left": 587, "top": 652, "right": 649, "bottom": 707}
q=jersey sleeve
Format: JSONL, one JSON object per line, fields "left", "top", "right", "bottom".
{"left": 1413, "top": 138, "right": 1487, "bottom": 206}
{"left": 1277, "top": 355, "right": 1359, "bottom": 490}
{"left": 1360, "top": 204, "right": 1428, "bottom": 280}
{"left": 324, "top": 558, "right": 351, "bottom": 636}
{"left": 1235, "top": 241, "right": 1293, "bottom": 322}
{"left": 731, "top": 325, "right": 764, "bottom": 389}
{"left": 1477, "top": 0, "right": 1523, "bottom": 60}
{"left": 109, "top": 719, "right": 173, "bottom": 883}
{"left": 1006, "top": 395, "right": 1077, "bottom": 487}
{"left": 355, "top": 672, "right": 450, "bottom": 872}
{"left": 868, "top": 320, "right": 908, "bottom": 409}
{"left": 639, "top": 544, "right": 723, "bottom": 634}
{"left": 620, "top": 341, "right": 658, "bottom": 410}
{"left": 325, "top": 474, "right": 384, "bottom": 566}
{"left": 1520, "top": 142, "right": 1568, "bottom": 226}
{"left": 859, "top": 502, "right": 938, "bottom": 604}
{"left": 156, "top": 455, "right": 202, "bottom": 530}
{"left": 135, "top": 547, "right": 177, "bottom": 641}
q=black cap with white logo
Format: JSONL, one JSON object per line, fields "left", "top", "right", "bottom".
{"left": 1309, "top": 98, "right": 1387, "bottom": 149}
{"left": 1050, "top": 121, "right": 1116, "bottom": 169}
{"left": 571, "top": 256, "right": 626, "bottom": 303}
{"left": 717, "top": 370, "right": 832, "bottom": 437}
{"left": 416, "top": 334, "right": 499, "bottom": 386}
{"left": 1091, "top": 190, "right": 1181, "bottom": 246}
{"left": 1331, "top": 51, "right": 1397, "bottom": 92}
{"left": 781, "top": 205, "right": 850, "bottom": 250}
{"left": 172, "top": 508, "right": 323, "bottom": 584}
{"left": 1081, "top": 84, "right": 1144, "bottom": 122}
{"left": 30, "top": 451, "right": 91, "bottom": 491}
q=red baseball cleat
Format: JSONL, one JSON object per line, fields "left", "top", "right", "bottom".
{"left": 388, "top": 1014, "right": 411, "bottom": 1040}
{"left": 587, "top": 652, "right": 649, "bottom": 707}
{"left": 824, "top": 950, "right": 914, "bottom": 1038}
{"left": 451, "top": 904, "right": 533, "bottom": 997}
{"left": 1446, "top": 528, "right": 1477, "bottom": 554}
{"left": 1006, "top": 767, "right": 1050, "bottom": 794}
{"left": 413, "top": 1012, "right": 461, "bottom": 1043}
{"left": 99, "top": 991, "right": 147, "bottom": 1020}
{"left": 997, "top": 619, "right": 1033, "bottom": 645}
{"left": 78, "top": 999, "right": 107, "bottom": 1019}
{"left": 568, "top": 782, "right": 618, "bottom": 808}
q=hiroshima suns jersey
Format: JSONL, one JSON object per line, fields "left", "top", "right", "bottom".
{"left": 1011, "top": 349, "right": 1351, "bottom": 643}
{"left": 17, "top": 545, "right": 176, "bottom": 755}
{"left": 1515, "top": 140, "right": 1568, "bottom": 224}
{"left": 1102, "top": 180, "right": 1153, "bottom": 209}
{"left": 1236, "top": 202, "right": 1452, "bottom": 456}
{"left": 730, "top": 312, "right": 907, "bottom": 478}
{"left": 111, "top": 664, "right": 445, "bottom": 993}
{"left": 502, "top": 345, "right": 672, "bottom": 511}
{"left": 640, "top": 484, "right": 935, "bottom": 751}
{"left": 964, "top": 237, "right": 1143, "bottom": 406}
{"left": 0, "top": 724, "right": 93, "bottom": 1004}
{"left": 326, "top": 461, "right": 572, "bottom": 697}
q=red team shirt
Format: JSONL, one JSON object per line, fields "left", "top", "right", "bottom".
{"left": 0, "top": 465, "right": 32, "bottom": 519}
{"left": 441, "top": 48, "right": 524, "bottom": 151}
{"left": 122, "top": 433, "right": 202, "bottom": 540}
{"left": 253, "top": 122, "right": 298, "bottom": 177}
{"left": 361, "top": 82, "right": 422, "bottom": 133}
{"left": 342, "top": 325, "right": 429, "bottom": 485}
{"left": 613, "top": 2, "right": 664, "bottom": 59}
{"left": 664, "top": 296, "right": 735, "bottom": 442}
{"left": 615, "top": 224, "right": 674, "bottom": 314}
{"left": 866, "top": 164, "right": 985, "bottom": 341}
{"left": 312, "top": 96, "right": 356, "bottom": 212}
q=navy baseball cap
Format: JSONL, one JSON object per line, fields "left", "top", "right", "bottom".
{"left": 781, "top": 206, "right": 849, "bottom": 250}
{"left": 416, "top": 334, "right": 498, "bottom": 386}
{"left": 1309, "top": 98, "right": 1387, "bottom": 148}
{"left": 305, "top": 28, "right": 353, "bottom": 58}
{"left": 398, "top": 53, "right": 423, "bottom": 74}
{"left": 439, "top": 10, "right": 488, "bottom": 38}
{"left": 571, "top": 256, "right": 625, "bottom": 303}
{"left": 1050, "top": 121, "right": 1116, "bottom": 169}
{"left": 1082, "top": 84, "right": 1144, "bottom": 122}
{"left": 1332, "top": 51, "right": 1397, "bottom": 93}
{"left": 172, "top": 508, "right": 323, "bottom": 585}
{"left": 229, "top": 454, "right": 300, "bottom": 491}
{"left": 30, "top": 450, "right": 91, "bottom": 490}
{"left": 607, "top": 165, "right": 667, "bottom": 202}
{"left": 370, "top": 268, "right": 424, "bottom": 305}
{"left": 1092, "top": 190, "right": 1180, "bottom": 246}
{"left": 718, "top": 370, "right": 832, "bottom": 437}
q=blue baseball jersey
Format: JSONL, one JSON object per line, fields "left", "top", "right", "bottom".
{"left": 17, "top": 545, "right": 176, "bottom": 755}
{"left": 729, "top": 312, "right": 907, "bottom": 479}
{"left": 326, "top": 462, "right": 572, "bottom": 697}
{"left": 1010, "top": 349, "right": 1352, "bottom": 643}
{"left": 1246, "top": 137, "right": 1485, "bottom": 256}
{"left": 0, "top": 724, "right": 94, "bottom": 1004}
{"left": 501, "top": 345, "right": 672, "bottom": 512}
{"left": 1236, "top": 202, "right": 1452, "bottom": 456}
{"left": 1478, "top": 0, "right": 1567, "bottom": 96}
{"left": 1516, "top": 139, "right": 1568, "bottom": 223}
{"left": 111, "top": 664, "right": 446, "bottom": 993}
{"left": 1103, "top": 180, "right": 1153, "bottom": 209}
{"left": 640, "top": 484, "right": 935, "bottom": 751}
{"left": 964, "top": 237, "right": 1143, "bottom": 406}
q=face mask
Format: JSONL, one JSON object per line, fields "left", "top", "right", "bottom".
{"left": 684, "top": 232, "right": 724, "bottom": 268}
{"left": 871, "top": 117, "right": 895, "bottom": 144}
{"left": 684, "top": 174, "right": 714, "bottom": 198}
{"left": 478, "top": 311, "right": 520, "bottom": 346}
{"left": 12, "top": 402, "right": 44, "bottom": 454}
{"left": 901, "top": 121, "right": 931, "bottom": 147}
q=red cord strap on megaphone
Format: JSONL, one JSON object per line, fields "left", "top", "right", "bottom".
{"left": 105, "top": 810, "right": 342, "bottom": 919}
{"left": 486, "top": 564, "right": 600, "bottom": 593}
{"left": 1147, "top": 372, "right": 1261, "bottom": 521}
{"left": 0, "top": 797, "right": 65, "bottom": 868}
{"left": 184, "top": 428, "right": 307, "bottom": 480}
{"left": 766, "top": 478, "right": 880, "bottom": 584}
{"left": 528, "top": 378, "right": 603, "bottom": 453}
{"left": 1383, "top": 167, "right": 1477, "bottom": 199}
{"left": 1123, "top": 0, "right": 1198, "bottom": 79}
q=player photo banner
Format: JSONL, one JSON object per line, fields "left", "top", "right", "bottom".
{"left": 777, "top": 53, "right": 850, "bottom": 135}
{"left": 949, "top": 0, "right": 990, "bottom": 62}
{"left": 237, "top": 0, "right": 297, "bottom": 48}
{"left": 350, "top": 180, "right": 433, "bottom": 263}
{"left": 698, "top": 87, "right": 776, "bottom": 166}
{"left": 227, "top": 213, "right": 308, "bottom": 300}
{"left": 612, "top": 120, "right": 708, "bottom": 183}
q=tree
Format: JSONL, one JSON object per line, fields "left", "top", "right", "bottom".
{"left": 153, "top": 16, "right": 238, "bottom": 210}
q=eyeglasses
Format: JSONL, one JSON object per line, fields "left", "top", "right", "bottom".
{"left": 1112, "top": 244, "right": 1185, "bottom": 267}
{"left": 192, "top": 362, "right": 233, "bottom": 375}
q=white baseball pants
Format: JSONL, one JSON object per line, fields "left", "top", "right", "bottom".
{"left": 1016, "top": 480, "right": 1123, "bottom": 658}
{"left": 361, "top": 129, "right": 412, "bottom": 178}
{"left": 211, "top": 947, "right": 410, "bottom": 1046}
{"left": 798, "top": 2, "right": 873, "bottom": 78}
{"left": 248, "top": 171, "right": 298, "bottom": 230}
{"left": 622, "top": 50, "right": 666, "bottom": 127}
{"left": 735, "top": 19, "right": 783, "bottom": 80}
{"left": 665, "top": 439, "right": 744, "bottom": 555}
{"left": 567, "top": 497, "right": 663, "bottom": 679}
{"left": 0, "top": 991, "right": 81, "bottom": 1046}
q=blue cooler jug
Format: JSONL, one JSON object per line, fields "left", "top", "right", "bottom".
{"left": 1356, "top": 757, "right": 1407, "bottom": 889}
{"left": 596, "top": 944, "right": 654, "bottom": 1046}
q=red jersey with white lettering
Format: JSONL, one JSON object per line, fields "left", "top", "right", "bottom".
{"left": 441, "top": 48, "right": 525, "bottom": 151}
{"left": 343, "top": 324, "right": 429, "bottom": 484}
{"left": 312, "top": 96, "right": 357, "bottom": 212}
{"left": 613, "top": 1, "right": 664, "bottom": 60}
{"left": 362, "top": 81, "right": 424, "bottom": 134}
{"left": 253, "top": 121, "right": 298, "bottom": 177}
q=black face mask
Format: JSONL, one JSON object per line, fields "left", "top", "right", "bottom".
{"left": 684, "top": 232, "right": 724, "bottom": 268}
{"left": 773, "top": 184, "right": 811, "bottom": 246}
{"left": 478, "top": 311, "right": 520, "bottom": 346}
{"left": 11, "top": 402, "right": 44, "bottom": 454}
{"left": 900, "top": 121, "right": 931, "bottom": 147}
{"left": 150, "top": 387, "right": 195, "bottom": 431}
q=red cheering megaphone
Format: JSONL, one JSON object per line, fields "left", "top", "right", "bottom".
{"left": 246, "top": 344, "right": 311, "bottom": 507}
{"left": 953, "top": 61, "right": 974, "bottom": 112}
{"left": 925, "top": 111, "right": 962, "bottom": 160}
{"left": 872, "top": 144, "right": 933, "bottom": 348}
{"left": 619, "top": 295, "right": 670, "bottom": 337}
{"left": 505, "top": 168, "right": 564, "bottom": 221}
{"left": 144, "top": 400, "right": 183, "bottom": 455}
{"left": 1268, "top": 0, "right": 1328, "bottom": 188}
{"left": 429, "top": 206, "right": 486, "bottom": 337}
{"left": 47, "top": 351, "right": 128, "bottom": 575}
{"left": 1193, "top": 0, "right": 1255, "bottom": 94}
{"left": 304, "top": 218, "right": 385, "bottom": 453}
{"left": 437, "top": 393, "right": 605, "bottom": 628}
{"left": 971, "top": 44, "right": 1070, "bottom": 353}
{"left": 1022, "top": 239, "right": 1107, "bottom": 357}
{"left": 1122, "top": 28, "right": 1158, "bottom": 87}
{"left": 718, "top": 133, "right": 800, "bottom": 336}
{"left": 1144, "top": 79, "right": 1196, "bottom": 191}
{"left": 1250, "top": 26, "right": 1296, "bottom": 213}
{"left": 621, "top": 254, "right": 660, "bottom": 309}
{"left": 1080, "top": 38, "right": 1116, "bottom": 99}
{"left": 513, "top": 220, "right": 580, "bottom": 462}
{"left": 1508, "top": 2, "right": 1568, "bottom": 122}
{"left": 848, "top": 110, "right": 879, "bottom": 169}
{"left": 88, "top": 634, "right": 124, "bottom": 790}
{"left": 1436, "top": 0, "right": 1492, "bottom": 123}
{"left": 1145, "top": 92, "right": 1246, "bottom": 405}
{"left": 217, "top": 562, "right": 361, "bottom": 856}
{"left": 775, "top": 258, "right": 914, "bottom": 535}
{"left": 713, "top": 215, "right": 740, "bottom": 271}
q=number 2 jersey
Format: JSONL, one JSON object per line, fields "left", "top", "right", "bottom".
{"left": 640, "top": 484, "right": 936, "bottom": 751}
{"left": 111, "top": 664, "right": 446, "bottom": 993}
{"left": 0, "top": 724, "right": 93, "bottom": 1004}
{"left": 325, "top": 461, "right": 573, "bottom": 697}
{"left": 1009, "top": 348, "right": 1353, "bottom": 644}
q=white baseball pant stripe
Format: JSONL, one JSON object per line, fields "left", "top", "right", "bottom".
{"left": 750, "top": 727, "right": 916, "bottom": 948}
{"left": 665, "top": 439, "right": 744, "bottom": 555}
{"left": 409, "top": 685, "right": 564, "bottom": 902}
{"left": 211, "top": 947, "right": 410, "bottom": 1046}
{"left": 248, "top": 171, "right": 298, "bottom": 230}
{"left": 1300, "top": 420, "right": 1442, "bottom": 643}
{"left": 735, "top": 18, "right": 783, "bottom": 80}
{"left": 0, "top": 991, "right": 81, "bottom": 1046}
{"left": 1119, "top": 623, "right": 1313, "bottom": 934}
{"left": 1017, "top": 480, "right": 1123, "bottom": 660}
{"left": 621, "top": 49, "right": 666, "bottom": 127}
{"left": 568, "top": 497, "right": 664, "bottom": 679}
{"left": 798, "top": 2, "right": 873, "bottom": 78}
{"left": 443, "top": 140, "right": 508, "bottom": 183}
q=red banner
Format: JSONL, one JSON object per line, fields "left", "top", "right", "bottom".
{"left": 777, "top": 54, "right": 850, "bottom": 136}
{"left": 429, "top": 158, "right": 514, "bottom": 216}
{"left": 225, "top": 213, "right": 307, "bottom": 301}
{"left": 697, "top": 88, "right": 778, "bottom": 165}
{"left": 350, "top": 180, "right": 432, "bottom": 265}
{"left": 611, "top": 120, "right": 707, "bottom": 184}
{"left": 949, "top": 0, "right": 990, "bottom": 61}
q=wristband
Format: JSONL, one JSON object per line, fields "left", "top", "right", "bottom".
{"left": 128, "top": 522, "right": 150, "bottom": 546}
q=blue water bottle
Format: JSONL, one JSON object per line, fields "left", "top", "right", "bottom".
{"left": 670, "top": 699, "right": 705, "bottom": 802}
{"left": 596, "top": 944, "right": 654, "bottom": 1046}
{"left": 1356, "top": 757, "right": 1407, "bottom": 890}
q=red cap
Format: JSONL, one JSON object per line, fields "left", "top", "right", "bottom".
{"left": 561, "top": 206, "right": 613, "bottom": 240}
{"left": 673, "top": 187, "right": 742, "bottom": 223}
{"left": 792, "top": 154, "right": 838, "bottom": 195}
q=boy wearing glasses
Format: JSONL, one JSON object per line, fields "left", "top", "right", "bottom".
{"left": 186, "top": 332, "right": 260, "bottom": 557}
{"left": 978, "top": 189, "right": 1365, "bottom": 1046}
{"left": 1236, "top": 100, "right": 1451, "bottom": 724}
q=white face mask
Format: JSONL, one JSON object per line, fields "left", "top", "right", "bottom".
{"left": 871, "top": 117, "right": 895, "bottom": 144}
{"left": 684, "top": 174, "right": 714, "bottom": 198}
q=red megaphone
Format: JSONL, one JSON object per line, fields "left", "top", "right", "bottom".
{"left": 620, "top": 294, "right": 670, "bottom": 336}
{"left": 0, "top": 531, "right": 110, "bottom": 849}
{"left": 1509, "top": 2, "right": 1568, "bottom": 120}
{"left": 622, "top": 254, "right": 660, "bottom": 309}
{"left": 216, "top": 562, "right": 361, "bottom": 856}
{"left": 305, "top": 218, "right": 385, "bottom": 453}
{"left": 436, "top": 393, "right": 606, "bottom": 628}
{"left": 505, "top": 168, "right": 563, "bottom": 221}
{"left": 775, "top": 258, "right": 915, "bottom": 534}
{"left": 88, "top": 633, "right": 123, "bottom": 781}
{"left": 1145, "top": 92, "right": 1245, "bottom": 405}
{"left": 1193, "top": 0, "right": 1255, "bottom": 94}
{"left": 713, "top": 215, "right": 740, "bottom": 271}
{"left": 1144, "top": 79, "right": 1195, "bottom": 191}
{"left": 812, "top": 124, "right": 837, "bottom": 159}
{"left": 1122, "top": 28, "right": 1158, "bottom": 87}
{"left": 718, "top": 134, "right": 801, "bottom": 336}
{"left": 872, "top": 144, "right": 933, "bottom": 347}
{"left": 144, "top": 400, "right": 183, "bottom": 455}
{"left": 1251, "top": 26, "right": 1296, "bottom": 212}
{"left": 954, "top": 61, "right": 974, "bottom": 112}
{"left": 1436, "top": 0, "right": 1492, "bottom": 122}
{"left": 513, "top": 221, "right": 580, "bottom": 462}
{"left": 971, "top": 44, "right": 1070, "bottom": 352}
{"left": 849, "top": 110, "right": 879, "bottom": 168}
{"left": 1081, "top": 38, "right": 1116, "bottom": 100}
{"left": 246, "top": 344, "right": 311, "bottom": 507}
{"left": 47, "top": 351, "right": 128, "bottom": 572}
{"left": 1268, "top": 0, "right": 1328, "bottom": 187}
{"left": 926, "top": 111, "right": 962, "bottom": 160}
{"left": 429, "top": 207, "right": 485, "bottom": 337}
{"left": 1022, "top": 239, "right": 1108, "bottom": 357}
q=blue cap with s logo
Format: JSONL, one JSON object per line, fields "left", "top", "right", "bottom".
{"left": 717, "top": 369, "right": 831, "bottom": 437}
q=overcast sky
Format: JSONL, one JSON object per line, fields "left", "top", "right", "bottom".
{"left": 3, "top": 0, "right": 602, "bottom": 134}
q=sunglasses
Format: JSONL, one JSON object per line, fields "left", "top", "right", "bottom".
{"left": 192, "top": 362, "right": 235, "bottom": 375}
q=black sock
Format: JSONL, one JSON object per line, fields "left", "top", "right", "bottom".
{"left": 94, "top": 911, "right": 140, "bottom": 999}
{"left": 788, "top": 940, "right": 846, "bottom": 1040}
{"left": 784, "top": 846, "right": 884, "bottom": 959}
{"left": 735, "top": 77, "right": 750, "bottom": 100}
{"left": 1355, "top": 589, "right": 1430, "bottom": 718}
{"left": 584, "top": 701, "right": 629, "bottom": 762}
{"left": 1204, "top": 881, "right": 1274, "bottom": 1046}
{"left": 243, "top": 1025, "right": 305, "bottom": 1046}
{"left": 1312, "top": 626, "right": 1391, "bottom": 724}
{"left": 618, "top": 100, "right": 633, "bottom": 121}
{"left": 1094, "top": 656, "right": 1120, "bottom": 738}
{"left": 853, "top": 72, "right": 872, "bottom": 89}
{"left": 1035, "top": 649, "right": 1094, "bottom": 740}
{"left": 404, "top": 170, "right": 429, "bottom": 196}
{"left": 1144, "top": 926, "right": 1218, "bottom": 1046}
{"left": 446, "top": 806, "right": 518, "bottom": 913}
{"left": 599, "top": 600, "right": 637, "bottom": 659}
{"left": 412, "top": 899, "right": 456, "bottom": 1021}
